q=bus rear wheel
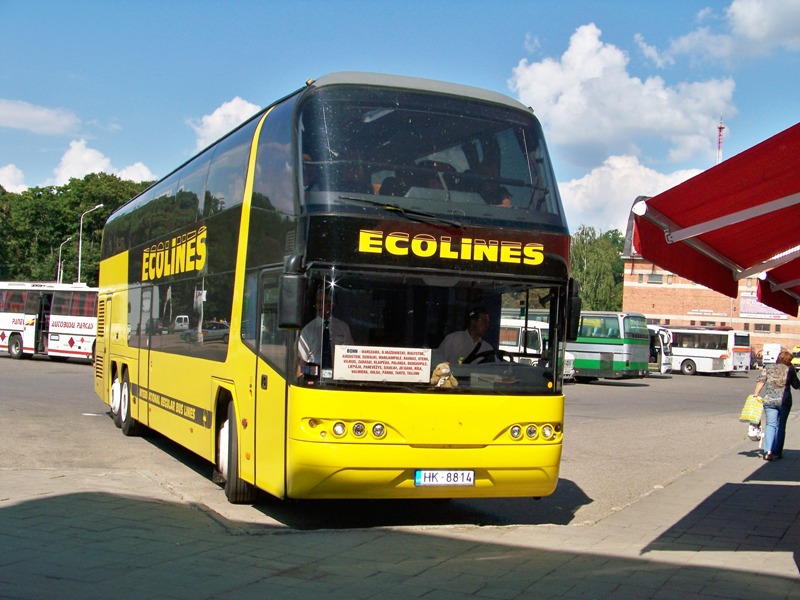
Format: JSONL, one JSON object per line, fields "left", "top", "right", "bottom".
{"left": 8, "top": 334, "right": 24, "bottom": 359}
{"left": 109, "top": 374, "right": 122, "bottom": 428}
{"left": 219, "top": 402, "right": 256, "bottom": 504}
{"left": 680, "top": 360, "right": 697, "bottom": 376}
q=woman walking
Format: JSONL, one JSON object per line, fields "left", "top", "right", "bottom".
{"left": 753, "top": 349, "right": 799, "bottom": 461}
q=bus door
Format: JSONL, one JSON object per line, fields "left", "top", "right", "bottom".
{"left": 35, "top": 292, "right": 52, "bottom": 353}
{"left": 135, "top": 285, "right": 155, "bottom": 427}
{"left": 22, "top": 291, "right": 45, "bottom": 355}
{"left": 252, "top": 271, "right": 289, "bottom": 497}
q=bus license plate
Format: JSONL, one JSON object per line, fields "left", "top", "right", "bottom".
{"left": 414, "top": 470, "right": 474, "bottom": 486}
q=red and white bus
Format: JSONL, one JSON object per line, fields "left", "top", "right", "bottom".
{"left": 0, "top": 281, "right": 97, "bottom": 361}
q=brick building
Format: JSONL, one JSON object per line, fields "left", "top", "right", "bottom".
{"left": 621, "top": 220, "right": 800, "bottom": 356}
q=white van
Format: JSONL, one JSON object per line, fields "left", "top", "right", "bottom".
{"left": 171, "top": 315, "right": 189, "bottom": 333}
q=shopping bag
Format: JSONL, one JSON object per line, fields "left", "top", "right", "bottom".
{"left": 739, "top": 394, "right": 763, "bottom": 424}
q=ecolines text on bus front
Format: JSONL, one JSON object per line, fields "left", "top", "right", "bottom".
{"left": 358, "top": 229, "right": 544, "bottom": 266}
{"left": 141, "top": 226, "right": 207, "bottom": 282}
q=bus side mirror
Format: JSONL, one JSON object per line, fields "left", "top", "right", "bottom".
{"left": 566, "top": 278, "right": 581, "bottom": 342}
{"left": 278, "top": 273, "right": 306, "bottom": 329}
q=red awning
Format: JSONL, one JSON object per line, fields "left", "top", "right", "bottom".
{"left": 632, "top": 122, "right": 800, "bottom": 317}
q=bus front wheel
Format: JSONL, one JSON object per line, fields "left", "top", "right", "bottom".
{"left": 220, "top": 402, "right": 256, "bottom": 504}
{"left": 120, "top": 369, "right": 143, "bottom": 436}
{"left": 8, "top": 334, "right": 24, "bottom": 359}
{"left": 680, "top": 360, "right": 697, "bottom": 376}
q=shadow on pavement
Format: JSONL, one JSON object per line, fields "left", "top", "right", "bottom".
{"left": 1, "top": 491, "right": 796, "bottom": 599}
{"left": 643, "top": 451, "right": 800, "bottom": 577}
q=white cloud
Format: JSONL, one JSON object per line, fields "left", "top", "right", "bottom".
{"left": 509, "top": 24, "right": 736, "bottom": 169}
{"left": 726, "top": 0, "right": 800, "bottom": 52}
{"left": 117, "top": 162, "right": 156, "bottom": 182}
{"left": 634, "top": 33, "right": 674, "bottom": 68}
{"left": 0, "top": 99, "right": 80, "bottom": 135}
{"left": 50, "top": 139, "right": 155, "bottom": 185}
{"left": 189, "top": 97, "right": 260, "bottom": 152}
{"left": 559, "top": 155, "right": 701, "bottom": 233}
{"left": 640, "top": 0, "right": 800, "bottom": 66}
{"left": 0, "top": 164, "right": 27, "bottom": 192}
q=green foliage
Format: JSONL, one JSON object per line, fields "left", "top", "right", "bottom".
{"left": 570, "top": 225, "right": 625, "bottom": 311}
{"left": 0, "top": 174, "right": 151, "bottom": 286}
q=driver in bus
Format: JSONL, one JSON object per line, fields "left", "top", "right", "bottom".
{"left": 438, "top": 307, "right": 496, "bottom": 365}
{"left": 298, "top": 288, "right": 354, "bottom": 380}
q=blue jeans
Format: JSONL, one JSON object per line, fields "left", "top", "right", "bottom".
{"left": 763, "top": 402, "right": 792, "bottom": 456}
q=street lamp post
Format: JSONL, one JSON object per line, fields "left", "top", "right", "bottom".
{"left": 77, "top": 203, "right": 104, "bottom": 284}
{"left": 57, "top": 236, "right": 72, "bottom": 284}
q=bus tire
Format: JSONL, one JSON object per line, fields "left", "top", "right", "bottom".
{"left": 8, "top": 334, "right": 24, "bottom": 359}
{"left": 221, "top": 402, "right": 256, "bottom": 504}
{"left": 110, "top": 375, "right": 122, "bottom": 428}
{"left": 680, "top": 360, "right": 696, "bottom": 376}
{"left": 120, "top": 369, "right": 143, "bottom": 436}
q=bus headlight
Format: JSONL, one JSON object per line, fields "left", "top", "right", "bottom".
{"left": 509, "top": 424, "right": 522, "bottom": 439}
{"left": 332, "top": 422, "right": 346, "bottom": 437}
{"left": 352, "top": 422, "right": 366, "bottom": 437}
{"left": 542, "top": 424, "right": 554, "bottom": 439}
{"left": 526, "top": 425, "right": 538, "bottom": 439}
{"left": 372, "top": 423, "right": 385, "bottom": 438}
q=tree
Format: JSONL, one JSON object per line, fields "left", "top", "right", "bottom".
{"left": 0, "top": 174, "right": 151, "bottom": 286}
{"left": 570, "top": 225, "right": 625, "bottom": 311}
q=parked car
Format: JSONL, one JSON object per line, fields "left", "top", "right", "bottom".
{"left": 181, "top": 321, "right": 229, "bottom": 344}
{"left": 792, "top": 345, "right": 800, "bottom": 371}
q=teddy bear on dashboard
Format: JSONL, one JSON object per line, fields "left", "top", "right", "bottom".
{"left": 430, "top": 362, "right": 458, "bottom": 388}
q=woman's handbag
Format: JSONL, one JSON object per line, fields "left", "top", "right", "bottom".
{"left": 739, "top": 394, "right": 764, "bottom": 424}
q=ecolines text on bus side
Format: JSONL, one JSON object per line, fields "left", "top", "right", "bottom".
{"left": 358, "top": 229, "right": 545, "bottom": 266}
{"left": 141, "top": 226, "right": 207, "bottom": 282}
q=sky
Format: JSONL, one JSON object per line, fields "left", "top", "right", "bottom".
{"left": 1, "top": 0, "right": 799, "bottom": 233}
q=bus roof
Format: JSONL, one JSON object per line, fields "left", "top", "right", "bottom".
{"left": 308, "top": 72, "right": 533, "bottom": 114}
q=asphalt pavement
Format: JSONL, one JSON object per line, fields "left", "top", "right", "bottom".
{"left": 0, "top": 360, "right": 798, "bottom": 599}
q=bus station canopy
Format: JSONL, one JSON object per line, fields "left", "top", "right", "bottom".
{"left": 631, "top": 121, "right": 800, "bottom": 317}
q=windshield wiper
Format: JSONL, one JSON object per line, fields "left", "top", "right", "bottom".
{"left": 338, "top": 195, "right": 462, "bottom": 229}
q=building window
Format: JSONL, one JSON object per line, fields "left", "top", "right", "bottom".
{"left": 744, "top": 323, "right": 749, "bottom": 331}
{"left": 647, "top": 273, "right": 663, "bottom": 284}
{"left": 754, "top": 323, "right": 771, "bottom": 332}
{"left": 776, "top": 324, "right": 781, "bottom": 333}
{"left": 690, "top": 320, "right": 696, "bottom": 326}
{"left": 665, "top": 319, "right": 670, "bottom": 325}
{"left": 638, "top": 274, "right": 643, "bottom": 283}
{"left": 667, "top": 274, "right": 673, "bottom": 284}
{"left": 700, "top": 321, "right": 715, "bottom": 327}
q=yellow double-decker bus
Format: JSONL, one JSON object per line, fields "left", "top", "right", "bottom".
{"left": 94, "top": 72, "right": 580, "bottom": 503}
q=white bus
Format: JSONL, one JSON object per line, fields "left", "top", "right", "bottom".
{"left": 666, "top": 326, "right": 750, "bottom": 375}
{"left": 499, "top": 317, "right": 575, "bottom": 380}
{"left": 0, "top": 281, "right": 97, "bottom": 361}
{"left": 647, "top": 325, "right": 672, "bottom": 374}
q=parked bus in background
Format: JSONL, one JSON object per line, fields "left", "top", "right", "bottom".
{"left": 666, "top": 326, "right": 750, "bottom": 375}
{"left": 499, "top": 315, "right": 575, "bottom": 380}
{"left": 568, "top": 311, "right": 650, "bottom": 382}
{"left": 94, "top": 72, "right": 581, "bottom": 504}
{"left": 0, "top": 281, "right": 97, "bottom": 361}
{"left": 647, "top": 324, "right": 673, "bottom": 375}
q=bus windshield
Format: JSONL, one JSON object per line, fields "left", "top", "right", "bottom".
{"left": 287, "top": 270, "right": 561, "bottom": 395}
{"left": 298, "top": 86, "right": 566, "bottom": 229}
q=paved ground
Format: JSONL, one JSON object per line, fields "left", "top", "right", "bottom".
{"left": 1, "top": 432, "right": 798, "bottom": 598}
{"left": 0, "top": 360, "right": 798, "bottom": 598}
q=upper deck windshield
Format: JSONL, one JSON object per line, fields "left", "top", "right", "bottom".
{"left": 298, "top": 86, "right": 566, "bottom": 230}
